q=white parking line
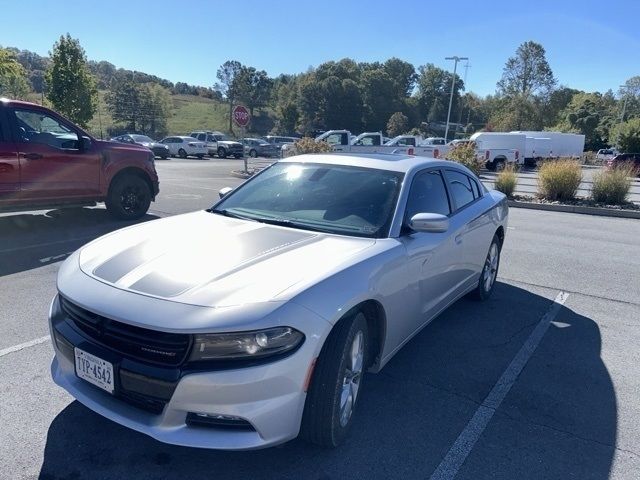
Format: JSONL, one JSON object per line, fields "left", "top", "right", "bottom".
{"left": 428, "top": 291, "right": 569, "bottom": 480}
{"left": 0, "top": 335, "right": 50, "bottom": 358}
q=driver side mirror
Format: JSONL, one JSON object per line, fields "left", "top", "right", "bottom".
{"left": 219, "top": 187, "right": 233, "bottom": 199}
{"left": 80, "top": 136, "right": 92, "bottom": 151}
{"left": 408, "top": 213, "right": 449, "bottom": 233}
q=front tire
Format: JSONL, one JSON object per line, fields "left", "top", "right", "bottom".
{"left": 471, "top": 234, "right": 501, "bottom": 300}
{"left": 105, "top": 175, "right": 151, "bottom": 220}
{"left": 249, "top": 149, "right": 258, "bottom": 158}
{"left": 217, "top": 147, "right": 227, "bottom": 159}
{"left": 301, "top": 312, "right": 368, "bottom": 448}
{"left": 178, "top": 148, "right": 187, "bottom": 159}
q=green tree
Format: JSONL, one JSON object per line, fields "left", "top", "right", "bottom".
{"left": 416, "top": 64, "right": 464, "bottom": 125}
{"left": 105, "top": 75, "right": 141, "bottom": 132}
{"left": 138, "top": 83, "right": 173, "bottom": 138}
{"left": 45, "top": 34, "right": 97, "bottom": 127}
{"left": 361, "top": 68, "right": 397, "bottom": 131}
{"left": 386, "top": 112, "right": 408, "bottom": 137}
{"left": 555, "top": 92, "right": 616, "bottom": 150}
{"left": 496, "top": 41, "right": 556, "bottom": 130}
{"left": 215, "top": 60, "right": 242, "bottom": 132}
{"left": 611, "top": 117, "right": 640, "bottom": 152}
{"left": 235, "top": 66, "right": 273, "bottom": 116}
{"left": 0, "top": 47, "right": 31, "bottom": 99}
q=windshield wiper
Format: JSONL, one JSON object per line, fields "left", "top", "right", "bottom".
{"left": 252, "top": 216, "right": 329, "bottom": 233}
{"left": 209, "top": 209, "right": 257, "bottom": 221}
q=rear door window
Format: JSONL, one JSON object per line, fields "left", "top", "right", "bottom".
{"left": 445, "top": 170, "right": 476, "bottom": 211}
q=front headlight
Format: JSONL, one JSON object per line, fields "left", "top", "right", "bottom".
{"left": 189, "top": 327, "right": 304, "bottom": 362}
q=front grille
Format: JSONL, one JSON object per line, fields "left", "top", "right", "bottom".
{"left": 60, "top": 297, "right": 192, "bottom": 367}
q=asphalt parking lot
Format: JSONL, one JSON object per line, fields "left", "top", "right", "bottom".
{"left": 1, "top": 157, "right": 639, "bottom": 479}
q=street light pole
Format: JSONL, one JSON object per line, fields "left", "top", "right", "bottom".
{"left": 444, "top": 56, "right": 468, "bottom": 143}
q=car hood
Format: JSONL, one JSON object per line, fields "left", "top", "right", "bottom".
{"left": 78, "top": 211, "right": 376, "bottom": 308}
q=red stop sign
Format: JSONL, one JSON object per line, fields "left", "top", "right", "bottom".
{"left": 232, "top": 105, "right": 250, "bottom": 128}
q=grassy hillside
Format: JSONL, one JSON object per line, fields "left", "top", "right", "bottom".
{"left": 25, "top": 91, "right": 273, "bottom": 139}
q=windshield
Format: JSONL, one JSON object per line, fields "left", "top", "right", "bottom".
{"left": 212, "top": 162, "right": 403, "bottom": 238}
{"left": 131, "top": 135, "right": 153, "bottom": 143}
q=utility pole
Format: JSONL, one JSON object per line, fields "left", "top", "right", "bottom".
{"left": 617, "top": 85, "right": 629, "bottom": 148}
{"left": 444, "top": 56, "right": 468, "bottom": 142}
{"left": 456, "top": 61, "right": 471, "bottom": 134}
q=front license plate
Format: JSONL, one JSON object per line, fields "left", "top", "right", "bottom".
{"left": 74, "top": 348, "right": 114, "bottom": 394}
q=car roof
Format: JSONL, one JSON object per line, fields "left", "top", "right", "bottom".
{"left": 0, "top": 98, "right": 40, "bottom": 107}
{"left": 279, "top": 153, "right": 467, "bottom": 175}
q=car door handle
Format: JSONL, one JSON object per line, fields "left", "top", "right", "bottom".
{"left": 21, "top": 153, "right": 43, "bottom": 160}
{"left": 455, "top": 234, "right": 463, "bottom": 244}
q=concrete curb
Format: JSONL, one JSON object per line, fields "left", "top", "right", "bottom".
{"left": 230, "top": 170, "right": 253, "bottom": 179}
{"left": 508, "top": 200, "right": 640, "bottom": 219}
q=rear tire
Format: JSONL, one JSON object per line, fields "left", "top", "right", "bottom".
{"left": 217, "top": 147, "right": 227, "bottom": 159}
{"left": 301, "top": 312, "right": 368, "bottom": 448}
{"left": 178, "top": 148, "right": 187, "bottom": 159}
{"left": 249, "top": 149, "right": 258, "bottom": 158}
{"left": 105, "top": 174, "right": 151, "bottom": 220}
{"left": 470, "top": 234, "right": 501, "bottom": 301}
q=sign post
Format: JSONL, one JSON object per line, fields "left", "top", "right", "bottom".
{"left": 232, "top": 105, "right": 251, "bottom": 172}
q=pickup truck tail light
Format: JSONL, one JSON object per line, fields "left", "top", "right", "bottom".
{"left": 515, "top": 150, "right": 519, "bottom": 160}
{"left": 433, "top": 148, "right": 439, "bottom": 158}
{"left": 485, "top": 150, "right": 490, "bottom": 160}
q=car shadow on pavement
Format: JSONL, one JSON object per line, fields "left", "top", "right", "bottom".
{"left": 0, "top": 208, "right": 160, "bottom": 277}
{"left": 38, "top": 282, "right": 616, "bottom": 480}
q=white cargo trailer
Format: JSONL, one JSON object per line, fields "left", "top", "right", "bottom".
{"left": 470, "top": 132, "right": 525, "bottom": 170}
{"left": 511, "top": 131, "right": 585, "bottom": 158}
{"left": 523, "top": 137, "right": 552, "bottom": 166}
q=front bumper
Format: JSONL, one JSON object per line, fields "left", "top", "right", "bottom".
{"left": 48, "top": 295, "right": 321, "bottom": 450}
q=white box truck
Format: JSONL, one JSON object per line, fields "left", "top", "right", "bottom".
{"left": 511, "top": 131, "right": 585, "bottom": 159}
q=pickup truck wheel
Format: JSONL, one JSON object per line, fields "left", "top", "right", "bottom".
{"left": 301, "top": 312, "right": 368, "bottom": 448}
{"left": 178, "top": 148, "right": 188, "bottom": 159}
{"left": 470, "top": 234, "right": 501, "bottom": 301}
{"left": 495, "top": 160, "right": 506, "bottom": 172}
{"left": 217, "top": 147, "right": 227, "bottom": 159}
{"left": 106, "top": 175, "right": 151, "bottom": 220}
{"left": 249, "top": 149, "right": 258, "bottom": 158}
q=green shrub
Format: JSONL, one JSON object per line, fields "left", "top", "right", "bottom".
{"left": 445, "top": 142, "right": 483, "bottom": 174}
{"left": 494, "top": 165, "right": 518, "bottom": 197}
{"left": 289, "top": 137, "right": 332, "bottom": 156}
{"left": 591, "top": 163, "right": 636, "bottom": 204}
{"left": 537, "top": 159, "right": 582, "bottom": 201}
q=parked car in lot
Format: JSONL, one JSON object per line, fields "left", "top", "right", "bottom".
{"left": 159, "top": 136, "right": 207, "bottom": 158}
{"left": 0, "top": 98, "right": 159, "bottom": 219}
{"left": 49, "top": 152, "right": 508, "bottom": 450}
{"left": 263, "top": 135, "right": 300, "bottom": 150}
{"left": 241, "top": 137, "right": 280, "bottom": 158}
{"left": 189, "top": 131, "right": 244, "bottom": 159}
{"left": 596, "top": 148, "right": 618, "bottom": 161}
{"left": 606, "top": 153, "right": 640, "bottom": 174}
{"left": 111, "top": 134, "right": 170, "bottom": 159}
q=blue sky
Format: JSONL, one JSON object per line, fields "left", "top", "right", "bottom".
{"left": 1, "top": 0, "right": 638, "bottom": 96}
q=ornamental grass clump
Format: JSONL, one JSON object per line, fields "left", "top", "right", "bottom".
{"left": 591, "top": 163, "right": 636, "bottom": 205}
{"left": 494, "top": 165, "right": 518, "bottom": 198}
{"left": 537, "top": 159, "right": 582, "bottom": 201}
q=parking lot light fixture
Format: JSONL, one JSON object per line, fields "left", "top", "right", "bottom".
{"left": 444, "top": 56, "right": 468, "bottom": 143}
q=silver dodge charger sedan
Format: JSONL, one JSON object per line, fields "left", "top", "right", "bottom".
{"left": 49, "top": 153, "right": 508, "bottom": 450}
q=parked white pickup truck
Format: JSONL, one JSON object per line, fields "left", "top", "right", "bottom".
{"left": 314, "top": 130, "right": 444, "bottom": 158}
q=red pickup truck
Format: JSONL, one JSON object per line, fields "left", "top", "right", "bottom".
{"left": 0, "top": 99, "right": 159, "bottom": 219}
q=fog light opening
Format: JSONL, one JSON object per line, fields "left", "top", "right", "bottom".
{"left": 186, "top": 412, "right": 255, "bottom": 430}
